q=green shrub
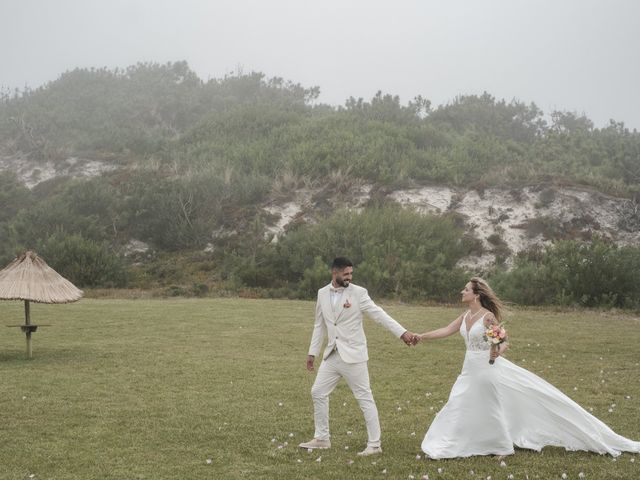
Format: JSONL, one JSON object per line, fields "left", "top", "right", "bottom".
{"left": 38, "top": 234, "right": 128, "bottom": 288}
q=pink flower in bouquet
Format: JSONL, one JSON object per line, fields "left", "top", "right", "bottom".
{"left": 484, "top": 323, "right": 508, "bottom": 365}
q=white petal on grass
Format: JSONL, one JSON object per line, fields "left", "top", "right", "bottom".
{"left": 411, "top": 432, "right": 416, "bottom": 437}
{"left": 469, "top": 470, "right": 475, "bottom": 475}
{"left": 578, "top": 473, "right": 585, "bottom": 479}
{"left": 297, "top": 459, "right": 302, "bottom": 463}
{"left": 561, "top": 474, "right": 568, "bottom": 479}
{"left": 347, "top": 459, "right": 354, "bottom": 465}
{"left": 630, "top": 458, "right": 635, "bottom": 463}
{"left": 416, "top": 454, "right": 422, "bottom": 460}
{"left": 422, "top": 475, "right": 430, "bottom": 480}
{"left": 316, "top": 456, "right": 322, "bottom": 462}
{"left": 508, "top": 475, "right": 514, "bottom": 480}
{"left": 500, "top": 460, "right": 507, "bottom": 467}
{"left": 347, "top": 431, "right": 352, "bottom": 435}
{"left": 307, "top": 448, "right": 313, "bottom": 453}
{"left": 345, "top": 446, "right": 349, "bottom": 450}
{"left": 271, "top": 438, "right": 276, "bottom": 443}
{"left": 206, "top": 459, "right": 212, "bottom": 464}
{"left": 382, "top": 468, "right": 387, "bottom": 474}
{"left": 289, "top": 433, "right": 294, "bottom": 437}
{"left": 437, "top": 467, "right": 443, "bottom": 473}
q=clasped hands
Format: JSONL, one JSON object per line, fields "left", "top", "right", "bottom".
{"left": 400, "top": 331, "right": 421, "bottom": 346}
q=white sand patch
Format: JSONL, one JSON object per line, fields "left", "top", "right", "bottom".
{"left": 389, "top": 186, "right": 453, "bottom": 214}
{"left": 0, "top": 156, "right": 117, "bottom": 188}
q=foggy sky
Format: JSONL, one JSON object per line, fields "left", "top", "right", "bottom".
{"left": 2, "top": 0, "right": 639, "bottom": 129}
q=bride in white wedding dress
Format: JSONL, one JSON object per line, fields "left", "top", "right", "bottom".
{"left": 418, "top": 277, "right": 640, "bottom": 459}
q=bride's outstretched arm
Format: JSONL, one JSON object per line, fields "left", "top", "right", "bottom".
{"left": 418, "top": 314, "right": 463, "bottom": 341}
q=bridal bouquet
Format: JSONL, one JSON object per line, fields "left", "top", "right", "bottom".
{"left": 483, "top": 323, "right": 507, "bottom": 365}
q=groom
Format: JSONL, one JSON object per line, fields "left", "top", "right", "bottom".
{"left": 299, "top": 257, "right": 418, "bottom": 456}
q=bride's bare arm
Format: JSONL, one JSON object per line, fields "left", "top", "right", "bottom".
{"left": 418, "top": 314, "right": 464, "bottom": 341}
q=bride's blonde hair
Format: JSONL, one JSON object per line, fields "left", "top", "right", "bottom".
{"left": 470, "top": 277, "right": 504, "bottom": 322}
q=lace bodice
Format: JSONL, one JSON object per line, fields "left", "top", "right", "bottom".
{"left": 459, "top": 310, "right": 490, "bottom": 351}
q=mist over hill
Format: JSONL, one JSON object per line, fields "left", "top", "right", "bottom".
{"left": 1, "top": 62, "right": 639, "bottom": 307}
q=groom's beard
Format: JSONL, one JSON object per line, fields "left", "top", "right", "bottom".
{"left": 337, "top": 278, "right": 350, "bottom": 287}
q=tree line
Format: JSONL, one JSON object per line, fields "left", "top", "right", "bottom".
{"left": 1, "top": 61, "right": 639, "bottom": 308}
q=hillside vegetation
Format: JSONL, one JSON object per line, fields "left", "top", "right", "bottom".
{"left": 1, "top": 61, "right": 639, "bottom": 307}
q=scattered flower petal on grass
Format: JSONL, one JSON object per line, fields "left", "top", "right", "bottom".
{"left": 508, "top": 475, "right": 514, "bottom": 480}
{"left": 347, "top": 431, "right": 352, "bottom": 435}
{"left": 561, "top": 474, "right": 567, "bottom": 479}
{"left": 278, "top": 402, "right": 283, "bottom": 407}
{"left": 206, "top": 459, "right": 212, "bottom": 465}
{"left": 630, "top": 458, "right": 635, "bottom": 463}
{"left": 578, "top": 473, "right": 585, "bottom": 479}
{"left": 416, "top": 454, "right": 422, "bottom": 460}
{"left": 297, "top": 459, "right": 302, "bottom": 463}
{"left": 469, "top": 470, "right": 474, "bottom": 475}
{"left": 411, "top": 432, "right": 416, "bottom": 437}
{"left": 500, "top": 460, "right": 507, "bottom": 467}
{"left": 382, "top": 468, "right": 387, "bottom": 474}
{"left": 345, "top": 446, "right": 349, "bottom": 450}
{"left": 347, "top": 459, "right": 354, "bottom": 465}
{"left": 271, "top": 438, "right": 276, "bottom": 443}
{"left": 315, "top": 456, "right": 322, "bottom": 462}
{"left": 289, "top": 433, "right": 294, "bottom": 437}
{"left": 421, "top": 475, "right": 429, "bottom": 480}
{"left": 437, "top": 467, "right": 443, "bottom": 474}
{"left": 307, "top": 448, "right": 313, "bottom": 453}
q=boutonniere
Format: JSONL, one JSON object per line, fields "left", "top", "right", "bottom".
{"left": 343, "top": 299, "right": 352, "bottom": 308}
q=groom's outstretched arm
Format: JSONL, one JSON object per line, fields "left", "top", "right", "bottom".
{"left": 359, "top": 288, "right": 418, "bottom": 345}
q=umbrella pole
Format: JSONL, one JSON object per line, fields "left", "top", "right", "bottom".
{"left": 25, "top": 300, "right": 32, "bottom": 358}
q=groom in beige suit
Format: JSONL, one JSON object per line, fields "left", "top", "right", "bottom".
{"left": 299, "top": 257, "right": 418, "bottom": 456}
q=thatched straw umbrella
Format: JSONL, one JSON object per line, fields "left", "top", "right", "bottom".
{"left": 0, "top": 251, "right": 83, "bottom": 358}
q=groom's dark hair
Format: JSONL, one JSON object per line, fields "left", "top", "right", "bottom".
{"left": 332, "top": 257, "right": 353, "bottom": 270}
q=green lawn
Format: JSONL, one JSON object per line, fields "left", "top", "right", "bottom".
{"left": 0, "top": 298, "right": 638, "bottom": 479}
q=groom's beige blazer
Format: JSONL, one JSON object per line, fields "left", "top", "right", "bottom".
{"left": 308, "top": 283, "right": 407, "bottom": 364}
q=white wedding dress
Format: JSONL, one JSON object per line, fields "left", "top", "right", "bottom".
{"left": 421, "top": 311, "right": 640, "bottom": 459}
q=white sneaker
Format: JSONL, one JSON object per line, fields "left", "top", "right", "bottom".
{"left": 357, "top": 446, "right": 382, "bottom": 456}
{"left": 298, "top": 438, "right": 331, "bottom": 449}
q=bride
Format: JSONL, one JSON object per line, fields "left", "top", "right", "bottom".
{"left": 417, "top": 277, "right": 640, "bottom": 459}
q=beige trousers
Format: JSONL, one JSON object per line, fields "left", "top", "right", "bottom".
{"left": 310, "top": 351, "right": 381, "bottom": 447}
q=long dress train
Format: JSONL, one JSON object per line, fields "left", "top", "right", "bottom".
{"left": 421, "top": 311, "right": 640, "bottom": 459}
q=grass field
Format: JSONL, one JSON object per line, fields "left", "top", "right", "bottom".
{"left": 0, "top": 298, "right": 639, "bottom": 479}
